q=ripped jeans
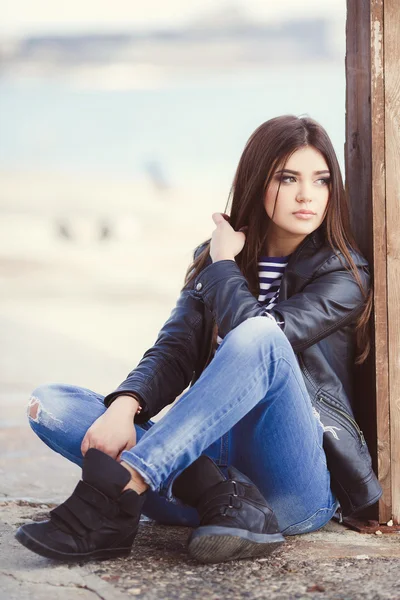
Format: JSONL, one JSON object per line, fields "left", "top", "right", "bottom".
{"left": 28, "top": 316, "right": 339, "bottom": 535}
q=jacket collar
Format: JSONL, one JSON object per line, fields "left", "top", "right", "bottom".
{"left": 278, "top": 225, "right": 326, "bottom": 302}
{"left": 286, "top": 224, "right": 326, "bottom": 267}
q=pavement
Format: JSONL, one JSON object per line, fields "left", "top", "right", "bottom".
{"left": 1, "top": 173, "right": 400, "bottom": 599}
{"left": 1, "top": 500, "right": 400, "bottom": 600}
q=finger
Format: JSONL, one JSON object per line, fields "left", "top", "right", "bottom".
{"left": 212, "top": 213, "right": 226, "bottom": 226}
{"left": 116, "top": 443, "right": 129, "bottom": 462}
{"left": 125, "top": 439, "right": 137, "bottom": 452}
{"left": 81, "top": 435, "right": 90, "bottom": 457}
{"left": 98, "top": 446, "right": 118, "bottom": 459}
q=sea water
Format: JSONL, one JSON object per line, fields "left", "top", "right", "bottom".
{"left": 0, "top": 63, "right": 345, "bottom": 190}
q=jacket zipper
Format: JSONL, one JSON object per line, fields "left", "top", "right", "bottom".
{"left": 318, "top": 396, "right": 366, "bottom": 446}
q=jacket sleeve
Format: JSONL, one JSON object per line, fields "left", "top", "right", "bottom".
{"left": 103, "top": 246, "right": 208, "bottom": 422}
{"left": 191, "top": 253, "right": 370, "bottom": 354}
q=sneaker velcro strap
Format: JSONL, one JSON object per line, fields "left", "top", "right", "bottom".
{"left": 50, "top": 503, "right": 88, "bottom": 536}
{"left": 200, "top": 494, "right": 242, "bottom": 520}
{"left": 50, "top": 484, "right": 119, "bottom": 535}
{"left": 200, "top": 505, "right": 239, "bottom": 524}
{"left": 198, "top": 480, "right": 242, "bottom": 514}
{"left": 51, "top": 494, "right": 105, "bottom": 533}
{"left": 74, "top": 480, "right": 114, "bottom": 515}
{"left": 118, "top": 490, "right": 143, "bottom": 517}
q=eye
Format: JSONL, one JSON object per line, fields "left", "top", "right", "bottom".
{"left": 316, "top": 177, "right": 331, "bottom": 186}
{"left": 280, "top": 175, "right": 297, "bottom": 184}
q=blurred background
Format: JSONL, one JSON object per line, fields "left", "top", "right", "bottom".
{"left": 0, "top": 0, "right": 346, "bottom": 500}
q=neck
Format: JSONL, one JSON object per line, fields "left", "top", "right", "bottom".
{"left": 264, "top": 238, "right": 305, "bottom": 258}
{"left": 263, "top": 226, "right": 307, "bottom": 257}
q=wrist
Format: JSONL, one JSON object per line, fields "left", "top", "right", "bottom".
{"left": 109, "top": 395, "right": 141, "bottom": 416}
{"left": 211, "top": 256, "right": 235, "bottom": 263}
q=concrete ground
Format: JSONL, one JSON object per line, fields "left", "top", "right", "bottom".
{"left": 1, "top": 172, "right": 400, "bottom": 599}
{"left": 1, "top": 500, "right": 400, "bottom": 600}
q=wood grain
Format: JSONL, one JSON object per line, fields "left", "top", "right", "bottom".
{"left": 384, "top": 0, "right": 400, "bottom": 524}
{"left": 370, "top": 0, "right": 392, "bottom": 525}
{"left": 345, "top": 0, "right": 391, "bottom": 523}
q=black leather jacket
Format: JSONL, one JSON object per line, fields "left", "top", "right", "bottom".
{"left": 104, "top": 227, "right": 382, "bottom": 518}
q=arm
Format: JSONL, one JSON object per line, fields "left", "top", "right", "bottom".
{"left": 191, "top": 253, "right": 370, "bottom": 353}
{"left": 103, "top": 246, "right": 208, "bottom": 422}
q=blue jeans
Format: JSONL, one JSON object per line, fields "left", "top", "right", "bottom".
{"left": 28, "top": 316, "right": 339, "bottom": 536}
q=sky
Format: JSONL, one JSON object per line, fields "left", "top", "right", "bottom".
{"left": 2, "top": 0, "right": 346, "bottom": 36}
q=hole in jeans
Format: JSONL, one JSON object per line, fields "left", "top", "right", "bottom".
{"left": 27, "top": 394, "right": 63, "bottom": 427}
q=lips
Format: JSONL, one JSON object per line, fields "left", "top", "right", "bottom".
{"left": 293, "top": 211, "right": 316, "bottom": 215}
{"left": 293, "top": 212, "right": 316, "bottom": 220}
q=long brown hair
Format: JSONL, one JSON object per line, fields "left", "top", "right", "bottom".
{"left": 183, "top": 115, "right": 372, "bottom": 365}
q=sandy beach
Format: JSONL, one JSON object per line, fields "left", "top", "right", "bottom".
{"left": 0, "top": 168, "right": 227, "bottom": 385}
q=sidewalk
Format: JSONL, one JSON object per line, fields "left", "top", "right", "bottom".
{"left": 2, "top": 500, "right": 400, "bottom": 600}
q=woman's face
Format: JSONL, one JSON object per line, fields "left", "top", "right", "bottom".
{"left": 263, "top": 146, "right": 330, "bottom": 238}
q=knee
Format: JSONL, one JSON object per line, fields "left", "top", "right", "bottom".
{"left": 27, "top": 383, "right": 63, "bottom": 427}
{"left": 28, "top": 384, "right": 47, "bottom": 421}
{"left": 226, "top": 316, "right": 286, "bottom": 352}
{"left": 28, "top": 397, "right": 40, "bottom": 420}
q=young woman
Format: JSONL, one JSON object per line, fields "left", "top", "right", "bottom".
{"left": 16, "top": 115, "right": 382, "bottom": 564}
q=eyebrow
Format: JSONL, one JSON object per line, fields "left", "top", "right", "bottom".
{"left": 276, "top": 169, "right": 331, "bottom": 176}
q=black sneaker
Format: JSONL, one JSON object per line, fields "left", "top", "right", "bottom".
{"left": 173, "top": 455, "right": 285, "bottom": 563}
{"left": 15, "top": 448, "right": 146, "bottom": 562}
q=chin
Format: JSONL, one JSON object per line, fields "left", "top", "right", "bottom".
{"left": 286, "top": 226, "right": 315, "bottom": 235}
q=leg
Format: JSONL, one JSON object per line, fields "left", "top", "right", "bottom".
{"left": 120, "top": 317, "right": 338, "bottom": 532}
{"left": 228, "top": 366, "right": 338, "bottom": 535}
{"left": 27, "top": 383, "right": 199, "bottom": 526}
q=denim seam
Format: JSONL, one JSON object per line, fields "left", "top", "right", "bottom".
{"left": 281, "top": 503, "right": 337, "bottom": 535}
{"left": 124, "top": 345, "right": 325, "bottom": 493}
{"left": 119, "top": 452, "right": 159, "bottom": 489}
{"left": 127, "top": 346, "right": 288, "bottom": 489}
{"left": 155, "top": 353, "right": 283, "bottom": 472}
{"left": 269, "top": 359, "right": 330, "bottom": 492}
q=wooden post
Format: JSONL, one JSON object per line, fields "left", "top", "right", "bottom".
{"left": 384, "top": 0, "right": 400, "bottom": 526}
{"left": 345, "top": 0, "right": 400, "bottom": 525}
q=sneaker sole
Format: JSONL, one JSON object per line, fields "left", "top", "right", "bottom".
{"left": 15, "top": 527, "right": 132, "bottom": 562}
{"left": 188, "top": 526, "right": 285, "bottom": 564}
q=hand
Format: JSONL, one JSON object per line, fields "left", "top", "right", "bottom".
{"left": 210, "top": 213, "right": 247, "bottom": 263}
{"left": 81, "top": 396, "right": 138, "bottom": 462}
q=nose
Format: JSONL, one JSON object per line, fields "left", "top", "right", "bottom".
{"left": 296, "top": 189, "right": 312, "bottom": 203}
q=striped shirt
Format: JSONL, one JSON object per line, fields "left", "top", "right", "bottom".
{"left": 257, "top": 254, "right": 291, "bottom": 310}
{"left": 216, "top": 253, "right": 291, "bottom": 345}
